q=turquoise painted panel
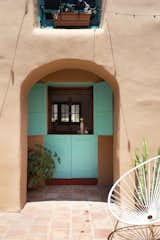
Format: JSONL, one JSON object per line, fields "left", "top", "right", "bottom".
{"left": 94, "top": 82, "right": 113, "bottom": 135}
{"left": 28, "top": 84, "right": 46, "bottom": 135}
{"left": 71, "top": 136, "right": 98, "bottom": 178}
{"left": 45, "top": 135, "right": 72, "bottom": 178}
{"left": 28, "top": 84, "right": 46, "bottom": 113}
{"left": 95, "top": 111, "right": 113, "bottom": 135}
{"left": 94, "top": 81, "right": 112, "bottom": 112}
{"left": 28, "top": 113, "right": 46, "bottom": 135}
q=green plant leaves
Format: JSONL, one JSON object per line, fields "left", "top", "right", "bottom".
{"left": 27, "top": 144, "right": 60, "bottom": 190}
{"left": 134, "top": 139, "right": 149, "bottom": 205}
{"left": 134, "top": 139, "right": 149, "bottom": 167}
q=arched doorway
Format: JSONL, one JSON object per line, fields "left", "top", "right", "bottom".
{"left": 20, "top": 59, "right": 120, "bottom": 207}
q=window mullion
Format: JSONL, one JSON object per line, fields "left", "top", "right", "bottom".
{"left": 58, "top": 103, "right": 61, "bottom": 123}
{"left": 69, "top": 104, "right": 72, "bottom": 123}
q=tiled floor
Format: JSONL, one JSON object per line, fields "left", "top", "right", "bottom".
{"left": 27, "top": 185, "right": 108, "bottom": 202}
{"left": 0, "top": 185, "right": 116, "bottom": 240}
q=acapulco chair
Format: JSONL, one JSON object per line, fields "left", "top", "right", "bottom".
{"left": 108, "top": 155, "right": 160, "bottom": 240}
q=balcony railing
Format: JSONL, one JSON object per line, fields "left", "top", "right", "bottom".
{"left": 38, "top": 0, "right": 101, "bottom": 28}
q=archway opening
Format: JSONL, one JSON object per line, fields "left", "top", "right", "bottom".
{"left": 20, "top": 60, "right": 120, "bottom": 207}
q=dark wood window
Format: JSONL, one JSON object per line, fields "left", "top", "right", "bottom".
{"left": 51, "top": 103, "right": 81, "bottom": 123}
{"left": 48, "top": 87, "right": 93, "bottom": 134}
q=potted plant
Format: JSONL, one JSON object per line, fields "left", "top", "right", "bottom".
{"left": 27, "top": 144, "right": 60, "bottom": 190}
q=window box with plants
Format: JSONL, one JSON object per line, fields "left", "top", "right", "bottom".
{"left": 53, "top": 11, "right": 91, "bottom": 27}
{"left": 52, "top": 1, "right": 96, "bottom": 27}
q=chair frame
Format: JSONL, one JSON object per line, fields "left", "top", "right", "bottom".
{"left": 108, "top": 155, "right": 160, "bottom": 240}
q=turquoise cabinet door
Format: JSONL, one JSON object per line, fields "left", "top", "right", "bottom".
{"left": 71, "top": 136, "right": 98, "bottom": 178}
{"left": 45, "top": 135, "right": 72, "bottom": 178}
{"left": 94, "top": 82, "right": 113, "bottom": 135}
{"left": 45, "top": 135, "right": 97, "bottom": 179}
{"left": 28, "top": 84, "right": 46, "bottom": 135}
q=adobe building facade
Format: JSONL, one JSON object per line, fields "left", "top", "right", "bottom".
{"left": 0, "top": 0, "right": 160, "bottom": 211}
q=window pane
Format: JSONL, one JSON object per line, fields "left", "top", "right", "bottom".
{"left": 71, "top": 104, "right": 80, "bottom": 122}
{"left": 51, "top": 104, "right": 58, "bottom": 122}
{"left": 75, "top": 104, "right": 79, "bottom": 113}
{"left": 61, "top": 104, "right": 69, "bottom": 122}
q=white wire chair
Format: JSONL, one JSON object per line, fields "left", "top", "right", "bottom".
{"left": 108, "top": 155, "right": 160, "bottom": 240}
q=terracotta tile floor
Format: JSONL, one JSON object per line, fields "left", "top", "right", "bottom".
{"left": 0, "top": 185, "right": 116, "bottom": 240}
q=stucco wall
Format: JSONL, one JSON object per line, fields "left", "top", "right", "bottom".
{"left": 0, "top": 0, "right": 160, "bottom": 211}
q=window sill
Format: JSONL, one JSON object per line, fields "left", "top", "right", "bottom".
{"left": 47, "top": 133, "right": 94, "bottom": 135}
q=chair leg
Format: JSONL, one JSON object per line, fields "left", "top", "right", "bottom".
{"left": 113, "top": 220, "right": 119, "bottom": 232}
{"left": 107, "top": 220, "right": 119, "bottom": 240}
{"left": 149, "top": 225, "right": 155, "bottom": 240}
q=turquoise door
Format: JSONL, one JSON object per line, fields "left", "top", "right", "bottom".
{"left": 45, "top": 135, "right": 98, "bottom": 179}
{"left": 28, "top": 82, "right": 113, "bottom": 179}
{"left": 71, "top": 136, "right": 98, "bottom": 178}
{"left": 45, "top": 135, "right": 72, "bottom": 178}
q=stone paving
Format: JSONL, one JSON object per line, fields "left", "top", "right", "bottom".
{"left": 0, "top": 185, "right": 116, "bottom": 240}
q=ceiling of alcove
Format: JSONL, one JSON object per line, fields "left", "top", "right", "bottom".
{"left": 38, "top": 69, "right": 104, "bottom": 83}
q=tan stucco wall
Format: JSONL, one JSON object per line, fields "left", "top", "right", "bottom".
{"left": 0, "top": 0, "right": 160, "bottom": 211}
{"left": 98, "top": 136, "right": 113, "bottom": 186}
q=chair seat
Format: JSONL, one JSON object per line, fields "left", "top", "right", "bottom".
{"left": 110, "top": 202, "right": 160, "bottom": 225}
{"left": 108, "top": 156, "right": 160, "bottom": 225}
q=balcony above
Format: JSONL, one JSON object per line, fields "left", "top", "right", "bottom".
{"left": 38, "top": 0, "right": 101, "bottom": 29}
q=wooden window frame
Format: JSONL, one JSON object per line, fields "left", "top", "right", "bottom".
{"left": 48, "top": 86, "right": 93, "bottom": 134}
{"left": 52, "top": 102, "right": 81, "bottom": 125}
